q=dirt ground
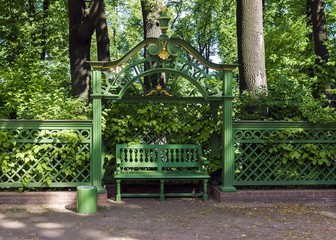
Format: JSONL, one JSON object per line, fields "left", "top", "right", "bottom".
{"left": 0, "top": 198, "right": 335, "bottom": 240}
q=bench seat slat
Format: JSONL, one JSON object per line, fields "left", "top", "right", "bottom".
{"left": 115, "top": 170, "right": 210, "bottom": 179}
{"left": 118, "top": 163, "right": 159, "bottom": 168}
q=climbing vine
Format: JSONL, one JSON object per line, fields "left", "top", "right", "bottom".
{"left": 266, "top": 128, "right": 336, "bottom": 167}
{"left": 0, "top": 130, "right": 90, "bottom": 188}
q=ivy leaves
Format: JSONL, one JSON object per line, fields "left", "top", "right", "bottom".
{"left": 104, "top": 103, "right": 217, "bottom": 146}
{"left": 0, "top": 130, "right": 90, "bottom": 187}
{"left": 267, "top": 129, "right": 335, "bottom": 167}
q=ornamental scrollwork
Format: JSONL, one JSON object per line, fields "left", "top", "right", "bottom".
{"left": 95, "top": 37, "right": 231, "bottom": 99}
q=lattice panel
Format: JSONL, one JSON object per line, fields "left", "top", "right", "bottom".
{"left": 234, "top": 127, "right": 336, "bottom": 185}
{"left": 0, "top": 126, "right": 92, "bottom": 188}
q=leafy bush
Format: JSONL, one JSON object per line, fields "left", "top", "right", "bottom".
{"left": 267, "top": 128, "right": 336, "bottom": 167}
{"left": 0, "top": 130, "right": 90, "bottom": 187}
{"left": 15, "top": 88, "right": 91, "bottom": 120}
{"left": 235, "top": 80, "right": 336, "bottom": 123}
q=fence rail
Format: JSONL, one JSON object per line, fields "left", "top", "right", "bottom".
{"left": 0, "top": 120, "right": 92, "bottom": 188}
{"left": 233, "top": 121, "right": 336, "bottom": 186}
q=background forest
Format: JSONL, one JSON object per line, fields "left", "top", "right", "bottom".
{"left": 0, "top": 0, "right": 336, "bottom": 123}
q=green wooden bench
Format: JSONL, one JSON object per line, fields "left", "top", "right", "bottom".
{"left": 114, "top": 144, "right": 210, "bottom": 201}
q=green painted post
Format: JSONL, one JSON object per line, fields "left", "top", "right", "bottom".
{"left": 160, "top": 179, "right": 165, "bottom": 201}
{"left": 219, "top": 70, "right": 237, "bottom": 192}
{"left": 91, "top": 68, "right": 105, "bottom": 193}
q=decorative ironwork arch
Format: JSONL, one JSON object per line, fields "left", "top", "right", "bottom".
{"left": 90, "top": 37, "right": 236, "bottom": 101}
{"left": 88, "top": 9, "right": 237, "bottom": 194}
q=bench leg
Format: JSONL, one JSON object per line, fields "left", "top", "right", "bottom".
{"left": 160, "top": 179, "right": 165, "bottom": 202}
{"left": 116, "top": 179, "right": 121, "bottom": 202}
{"left": 202, "top": 179, "right": 209, "bottom": 201}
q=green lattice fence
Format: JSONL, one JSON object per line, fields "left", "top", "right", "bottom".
{"left": 0, "top": 120, "right": 92, "bottom": 188}
{"left": 233, "top": 121, "right": 336, "bottom": 186}
{"left": 3, "top": 119, "right": 334, "bottom": 189}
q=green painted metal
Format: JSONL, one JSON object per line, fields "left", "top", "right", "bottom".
{"left": 77, "top": 186, "right": 97, "bottom": 214}
{"left": 0, "top": 120, "right": 92, "bottom": 188}
{"left": 87, "top": 10, "right": 236, "bottom": 193}
{"left": 114, "top": 144, "right": 210, "bottom": 201}
{"left": 158, "top": 6, "right": 170, "bottom": 40}
{"left": 91, "top": 68, "right": 105, "bottom": 193}
{"left": 219, "top": 71, "right": 236, "bottom": 192}
{"left": 88, "top": 30, "right": 237, "bottom": 193}
{"left": 1, "top": 118, "right": 335, "bottom": 190}
{"left": 233, "top": 121, "right": 336, "bottom": 186}
{"left": 89, "top": 38, "right": 236, "bottom": 101}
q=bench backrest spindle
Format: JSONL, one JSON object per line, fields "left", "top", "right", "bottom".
{"left": 116, "top": 144, "right": 207, "bottom": 173}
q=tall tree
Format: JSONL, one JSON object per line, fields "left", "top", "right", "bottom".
{"left": 308, "top": 0, "right": 328, "bottom": 63}
{"left": 68, "top": 0, "right": 110, "bottom": 99}
{"left": 307, "top": 0, "right": 333, "bottom": 101}
{"left": 140, "top": 0, "right": 163, "bottom": 91}
{"left": 141, "top": 0, "right": 162, "bottom": 39}
{"left": 96, "top": 4, "right": 111, "bottom": 62}
{"left": 237, "top": 0, "right": 267, "bottom": 93}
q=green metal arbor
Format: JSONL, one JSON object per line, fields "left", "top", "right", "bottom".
{"left": 88, "top": 10, "right": 237, "bottom": 193}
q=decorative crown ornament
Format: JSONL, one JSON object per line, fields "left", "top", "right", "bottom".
{"left": 158, "top": 6, "right": 170, "bottom": 39}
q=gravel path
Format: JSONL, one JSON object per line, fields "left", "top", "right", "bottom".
{"left": 0, "top": 198, "right": 335, "bottom": 240}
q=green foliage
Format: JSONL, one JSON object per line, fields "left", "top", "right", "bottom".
{"left": 235, "top": 80, "right": 336, "bottom": 123}
{"left": 104, "top": 0, "right": 143, "bottom": 60}
{"left": 264, "top": 0, "right": 335, "bottom": 104}
{"left": 0, "top": 130, "right": 89, "bottom": 187}
{"left": 0, "top": 0, "right": 71, "bottom": 119}
{"left": 16, "top": 88, "right": 92, "bottom": 120}
{"left": 215, "top": 0, "right": 237, "bottom": 63}
{"left": 267, "top": 128, "right": 335, "bottom": 167}
{"left": 1, "top": 0, "right": 335, "bottom": 122}
{"left": 171, "top": 0, "right": 235, "bottom": 61}
{"left": 104, "top": 103, "right": 218, "bottom": 143}
{"left": 102, "top": 102, "right": 220, "bottom": 168}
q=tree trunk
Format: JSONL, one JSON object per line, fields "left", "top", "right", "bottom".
{"left": 68, "top": 0, "right": 105, "bottom": 99}
{"left": 41, "top": 0, "right": 50, "bottom": 60}
{"left": 141, "top": 0, "right": 161, "bottom": 39}
{"left": 237, "top": 0, "right": 267, "bottom": 94}
{"left": 309, "top": 0, "right": 328, "bottom": 63}
{"left": 140, "top": 0, "right": 163, "bottom": 91}
{"left": 27, "top": 0, "right": 50, "bottom": 61}
{"left": 96, "top": 4, "right": 110, "bottom": 62}
{"left": 307, "top": 0, "right": 332, "bottom": 102}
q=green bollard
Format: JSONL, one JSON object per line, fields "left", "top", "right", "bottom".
{"left": 77, "top": 186, "right": 97, "bottom": 214}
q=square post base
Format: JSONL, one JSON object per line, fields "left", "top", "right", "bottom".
{"left": 218, "top": 185, "right": 237, "bottom": 192}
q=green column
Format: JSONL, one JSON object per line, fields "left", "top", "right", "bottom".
{"left": 219, "top": 70, "right": 236, "bottom": 192}
{"left": 91, "top": 68, "right": 105, "bottom": 193}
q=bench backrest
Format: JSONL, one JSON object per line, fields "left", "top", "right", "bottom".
{"left": 116, "top": 144, "right": 204, "bottom": 172}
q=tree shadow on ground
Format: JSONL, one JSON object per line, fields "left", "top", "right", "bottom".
{"left": 0, "top": 199, "right": 335, "bottom": 240}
